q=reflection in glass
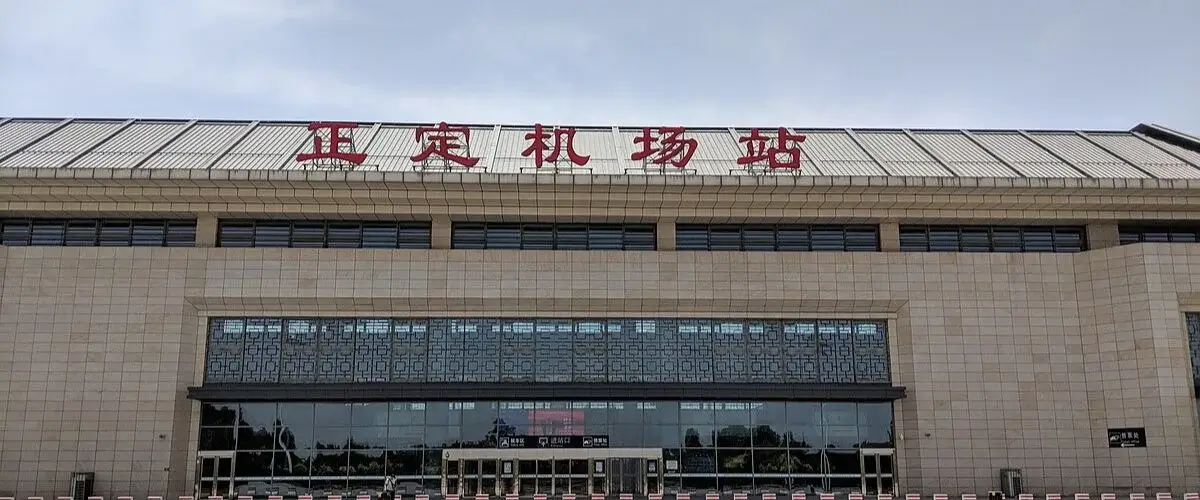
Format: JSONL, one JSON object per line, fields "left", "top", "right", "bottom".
{"left": 204, "top": 400, "right": 894, "bottom": 488}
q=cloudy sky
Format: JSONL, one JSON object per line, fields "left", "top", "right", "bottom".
{"left": 1, "top": 0, "right": 1197, "bottom": 132}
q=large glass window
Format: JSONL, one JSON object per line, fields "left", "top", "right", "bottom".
{"left": 1120, "top": 223, "right": 1200, "bottom": 245}
{"left": 198, "top": 400, "right": 893, "bottom": 492}
{"left": 899, "top": 225, "right": 1086, "bottom": 252}
{"left": 675, "top": 224, "right": 879, "bottom": 252}
{"left": 205, "top": 318, "right": 891, "bottom": 385}
{"left": 0, "top": 218, "right": 196, "bottom": 247}
{"left": 217, "top": 220, "right": 431, "bottom": 249}
{"left": 451, "top": 222, "right": 656, "bottom": 250}
{"left": 1187, "top": 313, "right": 1200, "bottom": 388}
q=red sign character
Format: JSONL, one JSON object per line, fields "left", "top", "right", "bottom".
{"left": 410, "top": 122, "right": 480, "bottom": 167}
{"left": 737, "top": 127, "right": 807, "bottom": 169}
{"left": 295, "top": 122, "right": 368, "bottom": 165}
{"left": 521, "top": 124, "right": 591, "bottom": 167}
{"left": 630, "top": 127, "right": 698, "bottom": 168}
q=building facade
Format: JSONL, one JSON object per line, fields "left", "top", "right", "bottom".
{"left": 1, "top": 118, "right": 1200, "bottom": 496}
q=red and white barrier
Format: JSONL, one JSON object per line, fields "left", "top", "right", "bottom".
{"left": 1048, "top": 495, "right": 1063, "bottom": 500}
{"left": 57, "top": 496, "right": 72, "bottom": 500}
{"left": 328, "top": 496, "right": 342, "bottom": 500}
{"left": 357, "top": 496, "right": 370, "bottom": 500}
{"left": 1077, "top": 495, "right": 1091, "bottom": 500}
{"left": 906, "top": 494, "right": 920, "bottom": 500}
{"left": 1158, "top": 495, "right": 1174, "bottom": 500}
{"left": 962, "top": 494, "right": 977, "bottom": 500}
{"left": 562, "top": 495, "right": 576, "bottom": 500}
{"left": 591, "top": 494, "right": 604, "bottom": 500}
{"left": 620, "top": 494, "right": 634, "bottom": 500}
{"left": 236, "top": 496, "right": 252, "bottom": 500}
{"left": 706, "top": 494, "right": 719, "bottom": 500}
{"left": 88, "top": 496, "right": 105, "bottom": 500}
{"left": 505, "top": 494, "right": 518, "bottom": 500}
{"left": 1019, "top": 496, "right": 1034, "bottom": 500}
{"left": 1131, "top": 495, "right": 1147, "bottom": 500}
{"left": 849, "top": 493, "right": 863, "bottom": 500}
{"left": 734, "top": 494, "right": 749, "bottom": 500}
{"left": 820, "top": 494, "right": 835, "bottom": 500}
{"left": 792, "top": 493, "right": 807, "bottom": 500}
{"left": 649, "top": 494, "right": 663, "bottom": 500}
{"left": 933, "top": 495, "right": 948, "bottom": 500}
{"left": 444, "top": 495, "right": 460, "bottom": 500}
{"left": 475, "top": 494, "right": 488, "bottom": 500}
{"left": 1185, "top": 495, "right": 1200, "bottom": 500}
{"left": 763, "top": 494, "right": 778, "bottom": 500}
{"left": 417, "top": 495, "right": 430, "bottom": 500}
{"left": 148, "top": 497, "right": 164, "bottom": 500}
{"left": 879, "top": 495, "right": 894, "bottom": 500}
{"left": 269, "top": 496, "right": 283, "bottom": 500}
{"left": 179, "top": 496, "right": 195, "bottom": 500}
{"left": 676, "top": 493, "right": 691, "bottom": 500}
{"left": 28, "top": 496, "right": 44, "bottom": 500}
{"left": 1102, "top": 496, "right": 1117, "bottom": 500}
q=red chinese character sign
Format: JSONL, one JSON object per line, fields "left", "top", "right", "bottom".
{"left": 737, "top": 127, "right": 807, "bottom": 170}
{"left": 630, "top": 127, "right": 698, "bottom": 168}
{"left": 411, "top": 122, "right": 480, "bottom": 168}
{"left": 295, "top": 122, "right": 367, "bottom": 167}
{"left": 521, "top": 124, "right": 591, "bottom": 168}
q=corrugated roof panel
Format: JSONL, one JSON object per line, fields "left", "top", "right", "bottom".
{"left": 93, "top": 121, "right": 187, "bottom": 153}
{"left": 226, "top": 124, "right": 309, "bottom": 155}
{"left": 0, "top": 151, "right": 73, "bottom": 168}
{"left": 372, "top": 156, "right": 414, "bottom": 172}
{"left": 814, "top": 160, "right": 886, "bottom": 176}
{"left": 21, "top": 121, "right": 124, "bottom": 153}
{"left": 213, "top": 154, "right": 288, "bottom": 170}
{"left": 1084, "top": 133, "right": 1200, "bottom": 179}
{"left": 913, "top": 132, "right": 1016, "bottom": 177}
{"left": 853, "top": 132, "right": 952, "bottom": 177}
{"left": 1139, "top": 135, "right": 1200, "bottom": 167}
{"left": 800, "top": 131, "right": 874, "bottom": 161}
{"left": 0, "top": 119, "right": 62, "bottom": 153}
{"left": 362, "top": 126, "right": 421, "bottom": 157}
{"left": 69, "top": 152, "right": 143, "bottom": 170}
{"left": 140, "top": 152, "right": 213, "bottom": 170}
{"left": 970, "top": 132, "right": 1083, "bottom": 178}
{"left": 160, "top": 123, "right": 249, "bottom": 154}
{"left": 1030, "top": 133, "right": 1149, "bottom": 178}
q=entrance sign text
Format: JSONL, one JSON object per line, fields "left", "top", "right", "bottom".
{"left": 293, "top": 122, "right": 808, "bottom": 171}
{"left": 497, "top": 435, "right": 610, "bottom": 449}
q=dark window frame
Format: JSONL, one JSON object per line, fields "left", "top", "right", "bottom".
{"left": 450, "top": 222, "right": 657, "bottom": 251}
{"left": 1119, "top": 223, "right": 1200, "bottom": 245}
{"left": 898, "top": 225, "right": 1087, "bottom": 253}
{"left": 216, "top": 220, "right": 432, "bottom": 249}
{"left": 674, "top": 224, "right": 881, "bottom": 252}
{"left": 0, "top": 218, "right": 197, "bottom": 247}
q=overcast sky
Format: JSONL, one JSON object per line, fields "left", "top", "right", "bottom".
{"left": 0, "top": 0, "right": 1197, "bottom": 132}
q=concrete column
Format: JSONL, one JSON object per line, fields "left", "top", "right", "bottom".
{"left": 1086, "top": 222, "right": 1120, "bottom": 250}
{"left": 431, "top": 216, "right": 453, "bottom": 249}
{"left": 194, "top": 214, "right": 218, "bottom": 247}
{"left": 879, "top": 222, "right": 901, "bottom": 252}
{"left": 656, "top": 220, "right": 676, "bottom": 251}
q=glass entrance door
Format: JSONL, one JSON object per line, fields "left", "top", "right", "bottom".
{"left": 859, "top": 448, "right": 895, "bottom": 494}
{"left": 606, "top": 458, "right": 646, "bottom": 495}
{"left": 195, "top": 451, "right": 235, "bottom": 498}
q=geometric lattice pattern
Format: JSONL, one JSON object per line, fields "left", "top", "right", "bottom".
{"left": 205, "top": 318, "right": 891, "bottom": 385}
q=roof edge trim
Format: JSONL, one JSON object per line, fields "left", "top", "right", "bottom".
{"left": 1133, "top": 123, "right": 1200, "bottom": 153}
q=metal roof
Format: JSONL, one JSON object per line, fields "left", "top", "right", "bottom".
{"left": 0, "top": 118, "right": 1197, "bottom": 180}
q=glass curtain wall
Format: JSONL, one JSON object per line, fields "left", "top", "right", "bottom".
{"left": 199, "top": 400, "right": 894, "bottom": 493}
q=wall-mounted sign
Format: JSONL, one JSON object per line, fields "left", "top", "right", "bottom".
{"left": 496, "top": 435, "right": 610, "bottom": 449}
{"left": 1107, "top": 427, "right": 1146, "bottom": 448}
{"left": 294, "top": 122, "right": 808, "bottom": 171}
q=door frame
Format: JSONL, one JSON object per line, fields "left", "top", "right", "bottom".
{"left": 195, "top": 450, "right": 236, "bottom": 498}
{"left": 858, "top": 448, "right": 895, "bottom": 494}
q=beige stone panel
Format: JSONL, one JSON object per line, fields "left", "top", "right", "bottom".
{"left": 1, "top": 244, "right": 1200, "bottom": 494}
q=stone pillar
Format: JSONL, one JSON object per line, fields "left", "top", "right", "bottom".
{"left": 431, "top": 216, "right": 453, "bottom": 249}
{"left": 879, "top": 222, "right": 901, "bottom": 252}
{"left": 194, "top": 214, "right": 218, "bottom": 247}
{"left": 656, "top": 220, "right": 676, "bottom": 250}
{"left": 1086, "top": 222, "right": 1120, "bottom": 250}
